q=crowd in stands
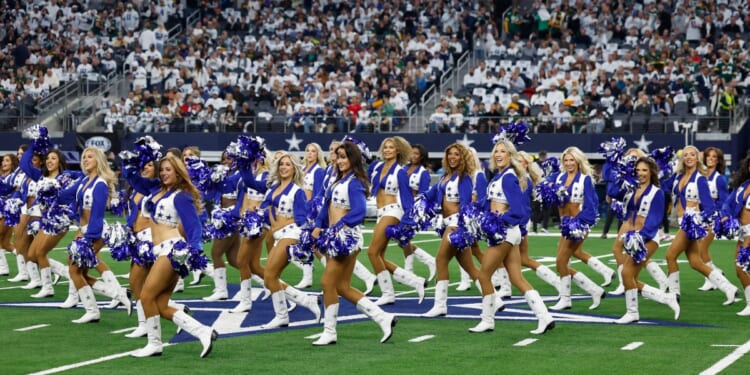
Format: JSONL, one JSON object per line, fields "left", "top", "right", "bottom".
{"left": 428, "top": 0, "right": 750, "bottom": 134}
{"left": 92, "top": 0, "right": 496, "bottom": 134}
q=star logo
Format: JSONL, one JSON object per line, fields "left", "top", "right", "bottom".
{"left": 285, "top": 133, "right": 304, "bottom": 151}
{"left": 456, "top": 134, "right": 474, "bottom": 148}
{"left": 633, "top": 135, "right": 652, "bottom": 153}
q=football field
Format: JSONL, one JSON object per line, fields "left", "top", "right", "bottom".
{"left": 2, "top": 225, "right": 750, "bottom": 374}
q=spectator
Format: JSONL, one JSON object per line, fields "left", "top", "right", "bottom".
{"left": 219, "top": 105, "right": 238, "bottom": 132}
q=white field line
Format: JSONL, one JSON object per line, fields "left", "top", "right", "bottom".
{"left": 700, "top": 339, "right": 750, "bottom": 375}
{"left": 409, "top": 335, "right": 435, "bottom": 343}
{"left": 27, "top": 344, "right": 175, "bottom": 375}
{"left": 110, "top": 327, "right": 136, "bottom": 334}
{"left": 513, "top": 338, "right": 538, "bottom": 346}
{"left": 621, "top": 342, "right": 644, "bottom": 351}
{"left": 14, "top": 324, "right": 50, "bottom": 332}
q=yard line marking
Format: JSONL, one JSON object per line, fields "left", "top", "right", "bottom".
{"left": 409, "top": 335, "right": 435, "bottom": 343}
{"left": 29, "top": 345, "right": 175, "bottom": 375}
{"left": 15, "top": 324, "right": 49, "bottom": 332}
{"left": 304, "top": 332, "right": 323, "bottom": 339}
{"left": 110, "top": 327, "right": 136, "bottom": 334}
{"left": 711, "top": 345, "right": 741, "bottom": 347}
{"left": 621, "top": 342, "right": 644, "bottom": 351}
{"left": 513, "top": 338, "right": 538, "bottom": 347}
{"left": 700, "top": 339, "right": 750, "bottom": 375}
{"left": 0, "top": 285, "right": 25, "bottom": 290}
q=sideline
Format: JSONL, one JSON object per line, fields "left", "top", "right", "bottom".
{"left": 700, "top": 339, "right": 750, "bottom": 375}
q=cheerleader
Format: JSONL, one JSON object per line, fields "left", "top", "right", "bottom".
{"left": 368, "top": 137, "right": 425, "bottom": 305}
{"left": 7, "top": 145, "right": 37, "bottom": 284}
{"left": 456, "top": 147, "right": 490, "bottom": 293}
{"left": 61, "top": 147, "right": 130, "bottom": 323}
{"left": 295, "top": 142, "right": 326, "bottom": 289}
{"left": 311, "top": 141, "right": 396, "bottom": 345}
{"left": 0, "top": 153, "right": 20, "bottom": 276}
{"left": 470, "top": 140, "right": 555, "bottom": 334}
{"left": 516, "top": 151, "right": 561, "bottom": 291}
{"left": 423, "top": 143, "right": 484, "bottom": 317}
{"left": 721, "top": 154, "right": 750, "bottom": 315}
{"left": 400, "top": 144, "right": 436, "bottom": 281}
{"left": 612, "top": 157, "right": 680, "bottom": 324}
{"left": 131, "top": 155, "right": 216, "bottom": 358}
{"left": 696, "top": 147, "right": 729, "bottom": 292}
{"left": 664, "top": 145, "right": 738, "bottom": 304}
{"left": 549, "top": 147, "right": 606, "bottom": 311}
{"left": 259, "top": 152, "right": 321, "bottom": 328}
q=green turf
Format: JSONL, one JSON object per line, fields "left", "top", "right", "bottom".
{"left": 2, "top": 225, "right": 750, "bottom": 374}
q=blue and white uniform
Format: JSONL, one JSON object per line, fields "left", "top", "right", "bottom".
{"left": 315, "top": 172, "right": 366, "bottom": 250}
{"left": 369, "top": 161, "right": 414, "bottom": 223}
{"left": 706, "top": 170, "right": 729, "bottom": 208}
{"left": 60, "top": 175, "right": 109, "bottom": 242}
{"left": 610, "top": 183, "right": 666, "bottom": 243}
{"left": 484, "top": 167, "right": 526, "bottom": 245}
{"left": 261, "top": 182, "right": 307, "bottom": 242}
{"left": 554, "top": 171, "right": 599, "bottom": 226}
{"left": 141, "top": 188, "right": 203, "bottom": 257}
{"left": 304, "top": 163, "right": 325, "bottom": 199}
{"left": 424, "top": 172, "right": 474, "bottom": 228}
{"left": 671, "top": 169, "right": 716, "bottom": 225}
{"left": 721, "top": 180, "right": 750, "bottom": 241}
{"left": 407, "top": 164, "right": 431, "bottom": 194}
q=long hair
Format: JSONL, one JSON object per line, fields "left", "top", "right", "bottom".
{"left": 518, "top": 151, "right": 542, "bottom": 185}
{"left": 489, "top": 141, "right": 528, "bottom": 191}
{"left": 43, "top": 149, "right": 68, "bottom": 177}
{"left": 166, "top": 147, "right": 182, "bottom": 159}
{"left": 411, "top": 144, "right": 429, "bottom": 168}
{"left": 729, "top": 154, "right": 750, "bottom": 190}
{"left": 2, "top": 154, "right": 18, "bottom": 174}
{"left": 268, "top": 151, "right": 305, "bottom": 188}
{"left": 676, "top": 145, "right": 706, "bottom": 176}
{"left": 703, "top": 146, "right": 726, "bottom": 175}
{"left": 625, "top": 148, "right": 647, "bottom": 158}
{"left": 327, "top": 140, "right": 342, "bottom": 165}
{"left": 182, "top": 146, "right": 201, "bottom": 158}
{"left": 441, "top": 143, "right": 475, "bottom": 178}
{"left": 127, "top": 160, "right": 158, "bottom": 202}
{"left": 336, "top": 142, "right": 370, "bottom": 197}
{"left": 83, "top": 147, "right": 118, "bottom": 204}
{"left": 380, "top": 136, "right": 411, "bottom": 165}
{"left": 159, "top": 154, "right": 203, "bottom": 213}
{"left": 305, "top": 142, "right": 326, "bottom": 168}
{"left": 636, "top": 156, "right": 660, "bottom": 188}
{"left": 562, "top": 146, "right": 593, "bottom": 176}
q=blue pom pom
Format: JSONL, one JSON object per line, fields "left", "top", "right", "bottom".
{"left": 715, "top": 217, "right": 740, "bottom": 239}
{"left": 479, "top": 211, "right": 508, "bottom": 246}
{"left": 492, "top": 121, "right": 532, "bottom": 145}
{"left": 597, "top": 137, "right": 627, "bottom": 164}
{"left": 611, "top": 200, "right": 627, "bottom": 221}
{"left": 409, "top": 194, "right": 439, "bottom": 231}
{"left": 109, "top": 190, "right": 127, "bottom": 217}
{"left": 209, "top": 207, "right": 239, "bottom": 239}
{"left": 680, "top": 211, "right": 708, "bottom": 240}
{"left": 287, "top": 243, "right": 315, "bottom": 265}
{"left": 36, "top": 178, "right": 62, "bottom": 209}
{"left": 560, "top": 216, "right": 589, "bottom": 241}
{"left": 737, "top": 246, "right": 750, "bottom": 273}
{"left": 385, "top": 223, "right": 416, "bottom": 247}
{"left": 239, "top": 209, "right": 266, "bottom": 239}
{"left": 27, "top": 218, "right": 41, "bottom": 236}
{"left": 132, "top": 135, "right": 163, "bottom": 169}
{"left": 650, "top": 146, "right": 675, "bottom": 179}
{"left": 306, "top": 195, "right": 325, "bottom": 224}
{"left": 534, "top": 180, "right": 569, "bottom": 206}
{"left": 41, "top": 204, "right": 74, "bottom": 235}
{"left": 226, "top": 135, "right": 266, "bottom": 170}
{"left": 540, "top": 157, "right": 560, "bottom": 176}
{"left": 612, "top": 154, "right": 638, "bottom": 190}
{"left": 342, "top": 135, "right": 372, "bottom": 161}
{"left": 317, "top": 224, "right": 359, "bottom": 258}
{"left": 447, "top": 212, "right": 476, "bottom": 251}
{"left": 621, "top": 230, "right": 648, "bottom": 264}
{"left": 24, "top": 125, "right": 54, "bottom": 154}
{"left": 67, "top": 238, "right": 99, "bottom": 268}
{"left": 133, "top": 240, "right": 156, "bottom": 267}
{"left": 2, "top": 198, "right": 23, "bottom": 226}
{"left": 168, "top": 240, "right": 208, "bottom": 278}
{"left": 104, "top": 223, "right": 135, "bottom": 262}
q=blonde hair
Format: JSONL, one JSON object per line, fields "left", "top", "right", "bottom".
{"left": 676, "top": 145, "right": 706, "bottom": 175}
{"left": 518, "top": 151, "right": 542, "bottom": 185}
{"left": 625, "top": 148, "right": 647, "bottom": 158}
{"left": 488, "top": 141, "right": 528, "bottom": 191}
{"left": 159, "top": 154, "right": 203, "bottom": 213}
{"left": 305, "top": 142, "right": 326, "bottom": 168}
{"left": 562, "top": 146, "right": 594, "bottom": 176}
{"left": 328, "top": 140, "right": 342, "bottom": 164}
{"left": 268, "top": 152, "right": 305, "bottom": 187}
{"left": 182, "top": 146, "right": 201, "bottom": 158}
{"left": 83, "top": 147, "right": 118, "bottom": 204}
{"left": 441, "top": 143, "right": 475, "bottom": 178}
{"left": 380, "top": 136, "right": 411, "bottom": 165}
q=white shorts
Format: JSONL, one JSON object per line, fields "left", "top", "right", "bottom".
{"left": 136, "top": 227, "right": 153, "bottom": 242}
{"left": 678, "top": 207, "right": 700, "bottom": 226}
{"left": 739, "top": 224, "right": 750, "bottom": 242}
{"left": 273, "top": 223, "right": 301, "bottom": 242}
{"left": 152, "top": 236, "right": 184, "bottom": 257}
{"left": 505, "top": 225, "right": 523, "bottom": 246}
{"left": 27, "top": 204, "right": 42, "bottom": 217}
{"left": 376, "top": 203, "right": 404, "bottom": 223}
{"left": 443, "top": 213, "right": 459, "bottom": 228}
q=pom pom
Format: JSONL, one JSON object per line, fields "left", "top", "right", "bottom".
{"left": 133, "top": 240, "right": 156, "bottom": 267}
{"left": 621, "top": 230, "right": 648, "bottom": 264}
{"left": 168, "top": 240, "right": 208, "bottom": 278}
{"left": 560, "top": 216, "right": 589, "bottom": 241}
{"left": 447, "top": 211, "right": 477, "bottom": 251}
{"left": 492, "top": 121, "right": 532, "bottom": 145}
{"left": 24, "top": 124, "right": 54, "bottom": 154}
{"left": 737, "top": 246, "right": 750, "bottom": 273}
{"left": 540, "top": 157, "right": 560, "bottom": 176}
{"left": 118, "top": 150, "right": 139, "bottom": 169}
{"left": 306, "top": 195, "right": 325, "bottom": 225}
{"left": 67, "top": 237, "right": 99, "bottom": 268}
{"left": 27, "top": 218, "right": 41, "bottom": 236}
{"left": 385, "top": 223, "right": 416, "bottom": 247}
{"left": 2, "top": 198, "right": 23, "bottom": 226}
{"left": 317, "top": 224, "right": 360, "bottom": 258}
{"left": 210, "top": 164, "right": 229, "bottom": 183}
{"left": 109, "top": 190, "right": 127, "bottom": 217}
{"left": 597, "top": 137, "right": 627, "bottom": 164}
{"left": 297, "top": 223, "right": 316, "bottom": 250}
{"left": 239, "top": 209, "right": 266, "bottom": 239}
{"left": 226, "top": 135, "right": 266, "bottom": 169}
{"left": 650, "top": 146, "right": 675, "bottom": 179}
{"left": 104, "top": 223, "right": 135, "bottom": 262}
{"left": 479, "top": 211, "right": 508, "bottom": 246}
{"left": 342, "top": 135, "right": 372, "bottom": 162}
{"left": 132, "top": 135, "right": 163, "bottom": 169}
{"left": 680, "top": 211, "right": 708, "bottom": 240}
{"left": 534, "top": 180, "right": 569, "bottom": 206}
{"left": 287, "top": 243, "right": 315, "bottom": 265}
{"left": 610, "top": 200, "right": 627, "bottom": 221}
{"left": 409, "top": 194, "right": 439, "bottom": 231}
{"left": 36, "top": 178, "right": 61, "bottom": 209}
{"left": 612, "top": 154, "right": 638, "bottom": 190}
{"left": 714, "top": 217, "right": 740, "bottom": 239}
{"left": 209, "top": 207, "right": 239, "bottom": 239}
{"left": 41, "top": 204, "right": 74, "bottom": 235}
